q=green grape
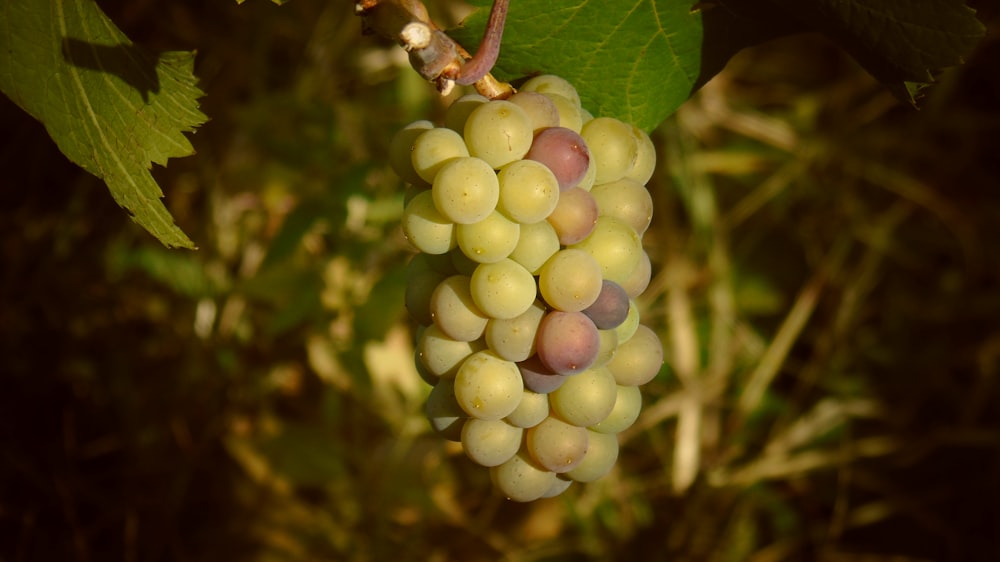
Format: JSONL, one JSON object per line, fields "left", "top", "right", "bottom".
{"left": 464, "top": 100, "right": 534, "bottom": 168}
{"left": 581, "top": 117, "right": 638, "bottom": 184}
{"left": 417, "top": 323, "right": 483, "bottom": 378}
{"left": 469, "top": 259, "right": 536, "bottom": 320}
{"left": 593, "top": 328, "right": 618, "bottom": 368}
{"left": 549, "top": 365, "right": 617, "bottom": 427}
{"left": 448, "top": 247, "right": 480, "bottom": 276}
{"left": 389, "top": 119, "right": 433, "bottom": 186}
{"left": 508, "top": 91, "right": 561, "bottom": 132}
{"left": 590, "top": 384, "right": 642, "bottom": 434}
{"left": 625, "top": 124, "right": 656, "bottom": 184}
{"left": 570, "top": 216, "right": 642, "bottom": 286}
{"left": 520, "top": 74, "right": 581, "bottom": 108}
{"left": 526, "top": 415, "right": 589, "bottom": 473}
{"left": 607, "top": 324, "right": 663, "bottom": 386}
{"left": 424, "top": 377, "right": 466, "bottom": 441}
{"left": 577, "top": 157, "right": 597, "bottom": 192}
{"left": 405, "top": 266, "right": 446, "bottom": 326}
{"left": 613, "top": 299, "right": 640, "bottom": 343}
{"left": 565, "top": 430, "right": 619, "bottom": 482}
{"left": 456, "top": 210, "right": 520, "bottom": 264}
{"left": 430, "top": 275, "right": 489, "bottom": 342}
{"left": 402, "top": 190, "right": 456, "bottom": 255}
{"left": 485, "top": 300, "right": 545, "bottom": 362}
{"left": 509, "top": 220, "right": 560, "bottom": 274}
{"left": 453, "top": 350, "right": 524, "bottom": 420}
{"left": 547, "top": 187, "right": 598, "bottom": 245}
{"left": 490, "top": 449, "right": 557, "bottom": 502}
{"left": 590, "top": 177, "right": 654, "bottom": 235}
{"left": 411, "top": 126, "right": 470, "bottom": 184}
{"left": 540, "top": 476, "right": 573, "bottom": 498}
{"left": 505, "top": 388, "right": 549, "bottom": 429}
{"left": 497, "top": 159, "right": 560, "bottom": 224}
{"left": 538, "top": 249, "right": 603, "bottom": 313}
{"left": 461, "top": 418, "right": 523, "bottom": 467}
{"left": 542, "top": 93, "right": 583, "bottom": 132}
{"left": 444, "top": 93, "right": 488, "bottom": 133}
{"left": 432, "top": 156, "right": 500, "bottom": 224}
{"left": 620, "top": 249, "right": 652, "bottom": 298}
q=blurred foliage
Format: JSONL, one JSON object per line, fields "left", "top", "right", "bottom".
{"left": 1, "top": 1, "right": 999, "bottom": 561}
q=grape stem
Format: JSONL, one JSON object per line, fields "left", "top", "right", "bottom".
{"left": 452, "top": 0, "right": 509, "bottom": 86}
{"left": 355, "top": 0, "right": 513, "bottom": 99}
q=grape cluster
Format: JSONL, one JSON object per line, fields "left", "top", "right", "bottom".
{"left": 395, "top": 75, "right": 663, "bottom": 502}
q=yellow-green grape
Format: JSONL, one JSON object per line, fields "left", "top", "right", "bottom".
{"left": 432, "top": 156, "right": 500, "bottom": 224}
{"left": 509, "top": 220, "right": 560, "bottom": 274}
{"left": 542, "top": 93, "right": 583, "bottom": 132}
{"left": 402, "top": 190, "right": 456, "bottom": 255}
{"left": 453, "top": 350, "right": 524, "bottom": 420}
{"left": 581, "top": 117, "right": 638, "bottom": 184}
{"left": 448, "top": 247, "right": 479, "bottom": 276}
{"left": 549, "top": 366, "right": 617, "bottom": 427}
{"left": 540, "top": 476, "right": 573, "bottom": 498}
{"left": 456, "top": 211, "right": 520, "bottom": 264}
{"left": 444, "top": 93, "right": 489, "bottom": 133}
{"left": 417, "top": 323, "right": 483, "bottom": 378}
{"left": 590, "top": 178, "right": 654, "bottom": 235}
{"left": 593, "top": 329, "right": 618, "bottom": 368}
{"left": 464, "top": 100, "right": 534, "bottom": 168}
{"left": 490, "top": 449, "right": 557, "bottom": 502}
{"left": 469, "top": 259, "right": 536, "bottom": 320}
{"left": 508, "top": 91, "right": 561, "bottom": 132}
{"left": 570, "top": 216, "right": 642, "bottom": 286}
{"left": 411, "top": 127, "right": 470, "bottom": 184}
{"left": 620, "top": 249, "right": 652, "bottom": 299}
{"left": 389, "top": 119, "right": 433, "bottom": 186}
{"left": 424, "top": 377, "right": 466, "bottom": 441}
{"left": 405, "top": 266, "right": 446, "bottom": 326}
{"left": 579, "top": 106, "right": 594, "bottom": 125}
{"left": 590, "top": 384, "right": 642, "bottom": 434}
{"left": 485, "top": 300, "right": 546, "bottom": 362}
{"left": 430, "top": 275, "right": 489, "bottom": 342}
{"left": 613, "top": 299, "right": 640, "bottom": 343}
{"left": 521, "top": 74, "right": 581, "bottom": 107}
{"left": 607, "top": 324, "right": 663, "bottom": 386}
{"left": 538, "top": 248, "right": 603, "bottom": 313}
{"left": 565, "top": 430, "right": 619, "bottom": 482}
{"left": 526, "top": 415, "right": 589, "bottom": 473}
{"left": 497, "top": 159, "right": 560, "bottom": 224}
{"left": 505, "top": 389, "right": 549, "bottom": 429}
{"left": 461, "top": 418, "right": 523, "bottom": 467}
{"left": 577, "top": 158, "right": 597, "bottom": 192}
{"left": 624, "top": 125, "right": 656, "bottom": 185}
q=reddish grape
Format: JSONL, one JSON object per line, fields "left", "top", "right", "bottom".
{"left": 517, "top": 354, "right": 567, "bottom": 394}
{"left": 582, "top": 280, "right": 630, "bottom": 329}
{"left": 535, "top": 311, "right": 600, "bottom": 375}
{"left": 525, "top": 127, "right": 590, "bottom": 191}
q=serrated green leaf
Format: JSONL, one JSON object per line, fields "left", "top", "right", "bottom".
{"left": 0, "top": 0, "right": 207, "bottom": 249}
{"left": 450, "top": 0, "right": 705, "bottom": 132}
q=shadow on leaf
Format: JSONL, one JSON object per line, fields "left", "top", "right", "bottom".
{"left": 61, "top": 37, "right": 161, "bottom": 102}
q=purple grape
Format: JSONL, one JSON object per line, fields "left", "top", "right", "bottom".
{"left": 525, "top": 127, "right": 590, "bottom": 191}
{"left": 535, "top": 311, "right": 600, "bottom": 375}
{"left": 518, "top": 354, "right": 567, "bottom": 394}
{"left": 582, "top": 280, "right": 630, "bottom": 329}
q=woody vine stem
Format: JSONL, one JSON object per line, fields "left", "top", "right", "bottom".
{"left": 355, "top": 0, "right": 513, "bottom": 99}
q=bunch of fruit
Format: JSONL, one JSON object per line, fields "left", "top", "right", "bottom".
{"left": 394, "top": 75, "right": 662, "bottom": 501}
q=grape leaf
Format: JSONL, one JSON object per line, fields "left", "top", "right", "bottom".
{"left": 450, "top": 0, "right": 705, "bottom": 133}
{"left": 451, "top": 0, "right": 985, "bottom": 131}
{"left": 696, "top": 0, "right": 987, "bottom": 104}
{"left": 0, "top": 0, "right": 206, "bottom": 249}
